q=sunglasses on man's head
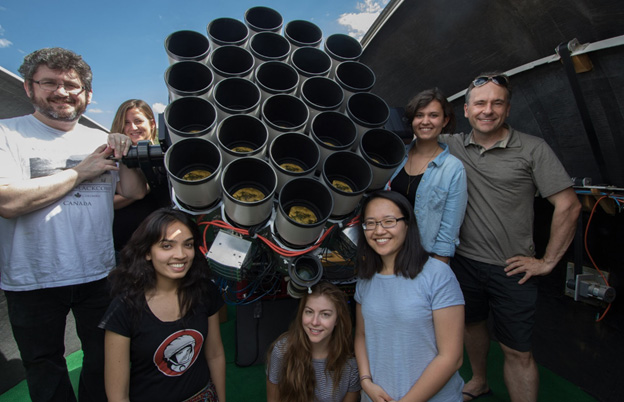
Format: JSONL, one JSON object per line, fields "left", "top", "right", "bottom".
{"left": 472, "top": 75, "right": 509, "bottom": 88}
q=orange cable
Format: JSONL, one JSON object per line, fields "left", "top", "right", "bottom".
{"left": 583, "top": 195, "right": 612, "bottom": 322}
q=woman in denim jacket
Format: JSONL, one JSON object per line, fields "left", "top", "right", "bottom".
{"left": 386, "top": 88, "right": 467, "bottom": 264}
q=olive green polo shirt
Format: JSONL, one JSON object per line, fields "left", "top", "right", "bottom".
{"left": 440, "top": 127, "right": 573, "bottom": 266}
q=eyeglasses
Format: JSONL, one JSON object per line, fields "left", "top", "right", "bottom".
{"left": 472, "top": 75, "right": 509, "bottom": 88}
{"left": 362, "top": 217, "right": 406, "bottom": 231}
{"left": 32, "top": 80, "right": 85, "bottom": 95}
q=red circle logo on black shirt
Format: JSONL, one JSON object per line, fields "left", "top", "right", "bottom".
{"left": 153, "top": 329, "right": 204, "bottom": 376}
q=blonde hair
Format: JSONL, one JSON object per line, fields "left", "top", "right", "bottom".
{"left": 111, "top": 99, "right": 156, "bottom": 142}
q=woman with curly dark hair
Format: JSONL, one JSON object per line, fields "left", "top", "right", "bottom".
{"left": 100, "top": 208, "right": 225, "bottom": 402}
{"left": 266, "top": 281, "right": 361, "bottom": 402}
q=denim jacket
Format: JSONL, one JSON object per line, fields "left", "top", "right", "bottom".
{"left": 386, "top": 141, "right": 467, "bottom": 257}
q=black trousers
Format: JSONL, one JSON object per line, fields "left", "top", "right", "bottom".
{"left": 5, "top": 278, "right": 110, "bottom": 402}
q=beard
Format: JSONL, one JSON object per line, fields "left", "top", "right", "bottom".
{"left": 29, "top": 92, "right": 87, "bottom": 122}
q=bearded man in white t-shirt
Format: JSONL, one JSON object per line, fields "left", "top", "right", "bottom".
{"left": 0, "top": 47, "right": 147, "bottom": 402}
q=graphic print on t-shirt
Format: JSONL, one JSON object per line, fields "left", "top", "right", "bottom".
{"left": 29, "top": 154, "right": 90, "bottom": 178}
{"left": 153, "top": 329, "right": 204, "bottom": 376}
{"left": 30, "top": 155, "right": 114, "bottom": 207}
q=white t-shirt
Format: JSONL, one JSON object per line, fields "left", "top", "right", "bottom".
{"left": 0, "top": 115, "right": 117, "bottom": 291}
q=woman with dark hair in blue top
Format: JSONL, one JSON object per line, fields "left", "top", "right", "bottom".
{"left": 386, "top": 88, "right": 467, "bottom": 264}
{"left": 354, "top": 190, "right": 465, "bottom": 401}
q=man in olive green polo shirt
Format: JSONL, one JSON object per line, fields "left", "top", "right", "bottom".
{"left": 441, "top": 73, "right": 581, "bottom": 402}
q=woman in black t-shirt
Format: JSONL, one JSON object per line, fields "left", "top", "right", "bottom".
{"left": 101, "top": 208, "right": 225, "bottom": 402}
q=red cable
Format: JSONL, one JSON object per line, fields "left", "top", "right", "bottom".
{"left": 197, "top": 218, "right": 336, "bottom": 257}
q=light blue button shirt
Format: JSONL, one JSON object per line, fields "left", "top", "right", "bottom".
{"left": 387, "top": 141, "right": 467, "bottom": 257}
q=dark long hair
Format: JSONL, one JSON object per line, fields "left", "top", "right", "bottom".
{"left": 267, "top": 281, "right": 353, "bottom": 402}
{"left": 404, "top": 87, "right": 456, "bottom": 133}
{"left": 108, "top": 208, "right": 213, "bottom": 322}
{"left": 356, "top": 191, "right": 429, "bottom": 279}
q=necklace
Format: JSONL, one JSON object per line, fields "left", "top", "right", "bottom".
{"left": 406, "top": 145, "right": 439, "bottom": 195}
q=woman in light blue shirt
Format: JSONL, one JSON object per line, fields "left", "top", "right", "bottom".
{"left": 354, "top": 190, "right": 465, "bottom": 401}
{"left": 386, "top": 88, "right": 467, "bottom": 263}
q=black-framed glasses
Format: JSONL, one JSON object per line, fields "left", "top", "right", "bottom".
{"left": 472, "top": 75, "right": 509, "bottom": 88}
{"left": 362, "top": 217, "right": 406, "bottom": 231}
{"left": 32, "top": 80, "right": 85, "bottom": 95}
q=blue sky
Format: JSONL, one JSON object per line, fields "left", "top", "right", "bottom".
{"left": 0, "top": 0, "right": 389, "bottom": 129}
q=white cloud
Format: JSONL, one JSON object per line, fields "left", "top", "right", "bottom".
{"left": 152, "top": 103, "right": 167, "bottom": 128}
{"left": 87, "top": 108, "right": 104, "bottom": 114}
{"left": 152, "top": 102, "right": 166, "bottom": 114}
{"left": 338, "top": 0, "right": 389, "bottom": 40}
{"left": 0, "top": 38, "right": 12, "bottom": 48}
